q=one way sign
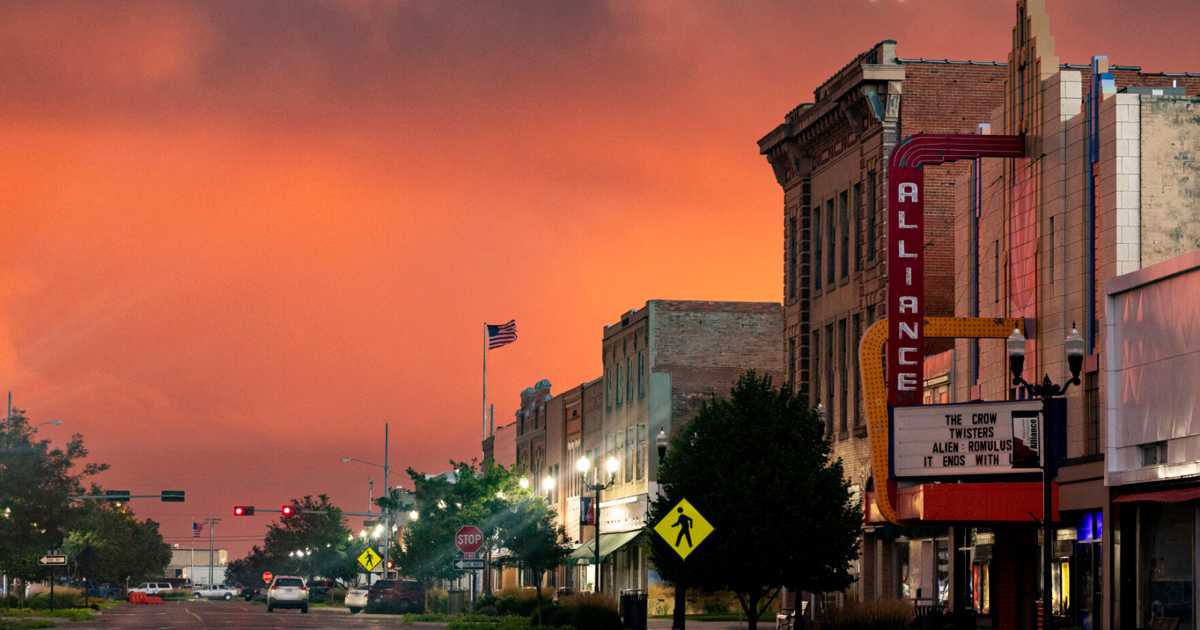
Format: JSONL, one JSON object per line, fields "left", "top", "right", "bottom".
{"left": 455, "top": 558, "right": 485, "bottom": 570}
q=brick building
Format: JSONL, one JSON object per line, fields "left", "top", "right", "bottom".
{"left": 564, "top": 300, "right": 784, "bottom": 601}
{"left": 758, "top": 39, "right": 1009, "bottom": 608}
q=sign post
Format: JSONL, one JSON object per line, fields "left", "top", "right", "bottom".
{"left": 455, "top": 526, "right": 483, "bottom": 615}
{"left": 39, "top": 556, "right": 66, "bottom": 610}
{"left": 652, "top": 500, "right": 713, "bottom": 630}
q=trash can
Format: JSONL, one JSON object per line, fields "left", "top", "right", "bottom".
{"left": 448, "top": 590, "right": 466, "bottom": 615}
{"left": 620, "top": 589, "right": 648, "bottom": 630}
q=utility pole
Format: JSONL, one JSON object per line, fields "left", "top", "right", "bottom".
{"left": 204, "top": 518, "right": 221, "bottom": 586}
{"left": 383, "top": 423, "right": 390, "bottom": 579}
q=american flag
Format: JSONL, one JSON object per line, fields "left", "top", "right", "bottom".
{"left": 193, "top": 522, "right": 203, "bottom": 538}
{"left": 486, "top": 320, "right": 517, "bottom": 350}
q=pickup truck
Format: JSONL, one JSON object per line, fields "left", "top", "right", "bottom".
{"left": 80, "top": 581, "right": 122, "bottom": 600}
{"left": 193, "top": 584, "right": 240, "bottom": 600}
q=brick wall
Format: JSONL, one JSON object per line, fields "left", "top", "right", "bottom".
{"left": 650, "top": 300, "right": 785, "bottom": 429}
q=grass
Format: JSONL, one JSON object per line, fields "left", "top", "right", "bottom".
{"left": 0, "top": 620, "right": 57, "bottom": 629}
{"left": 0, "top": 609, "right": 94, "bottom": 622}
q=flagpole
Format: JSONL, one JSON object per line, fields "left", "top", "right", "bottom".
{"left": 482, "top": 323, "right": 487, "bottom": 440}
{"left": 190, "top": 522, "right": 194, "bottom": 584}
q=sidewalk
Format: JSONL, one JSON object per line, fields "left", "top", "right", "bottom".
{"left": 648, "top": 619, "right": 758, "bottom": 630}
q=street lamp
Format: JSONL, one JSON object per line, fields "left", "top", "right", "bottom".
{"left": 519, "top": 477, "right": 529, "bottom": 489}
{"left": 656, "top": 430, "right": 669, "bottom": 463}
{"left": 340, "top": 423, "right": 391, "bottom": 577}
{"left": 543, "top": 475, "right": 555, "bottom": 491}
{"left": 579, "top": 455, "right": 619, "bottom": 594}
{"left": 31, "top": 420, "right": 63, "bottom": 431}
{"left": 409, "top": 510, "right": 419, "bottom": 521}
{"left": 1007, "top": 325, "right": 1085, "bottom": 630}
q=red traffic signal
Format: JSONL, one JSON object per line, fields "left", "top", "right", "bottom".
{"left": 281, "top": 505, "right": 295, "bottom": 517}
{"left": 234, "top": 506, "right": 255, "bottom": 516}
{"left": 387, "top": 560, "right": 394, "bottom": 569}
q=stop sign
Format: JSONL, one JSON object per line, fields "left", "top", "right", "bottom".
{"left": 262, "top": 571, "right": 273, "bottom": 584}
{"left": 455, "top": 525, "right": 484, "bottom": 555}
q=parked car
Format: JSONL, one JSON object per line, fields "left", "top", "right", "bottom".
{"left": 366, "top": 579, "right": 424, "bottom": 614}
{"left": 344, "top": 585, "right": 369, "bottom": 614}
{"left": 305, "top": 579, "right": 338, "bottom": 598}
{"left": 266, "top": 576, "right": 308, "bottom": 613}
{"left": 128, "top": 582, "right": 173, "bottom": 595}
{"left": 194, "top": 584, "right": 240, "bottom": 600}
{"left": 80, "top": 581, "right": 122, "bottom": 601}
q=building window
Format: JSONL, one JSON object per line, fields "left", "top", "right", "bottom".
{"left": 866, "top": 171, "right": 877, "bottom": 262}
{"left": 1049, "top": 216, "right": 1055, "bottom": 284}
{"left": 853, "top": 182, "right": 863, "bottom": 271}
{"left": 606, "top": 433, "right": 616, "bottom": 481}
{"left": 840, "top": 190, "right": 849, "bottom": 279}
{"left": 852, "top": 314, "right": 861, "bottom": 427}
{"left": 626, "top": 357, "right": 633, "bottom": 402}
{"left": 637, "top": 352, "right": 645, "bottom": 398}
{"left": 826, "top": 323, "right": 834, "bottom": 433}
{"left": 827, "top": 199, "right": 836, "bottom": 287}
{"left": 636, "top": 424, "right": 646, "bottom": 481}
{"left": 994, "top": 241, "right": 1000, "bottom": 303}
{"left": 1141, "top": 441, "right": 1167, "bottom": 467}
{"left": 788, "top": 338, "right": 796, "bottom": 389}
{"left": 606, "top": 368, "right": 613, "bottom": 410}
{"left": 812, "top": 329, "right": 821, "bottom": 412}
{"left": 615, "top": 364, "right": 622, "bottom": 406}
{"left": 625, "top": 426, "right": 635, "bottom": 482}
{"left": 788, "top": 217, "right": 798, "bottom": 299}
{"left": 1085, "top": 373, "right": 1100, "bottom": 455}
{"left": 814, "top": 207, "right": 823, "bottom": 290}
{"left": 838, "top": 319, "right": 848, "bottom": 433}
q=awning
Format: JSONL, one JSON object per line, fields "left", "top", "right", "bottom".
{"left": 866, "top": 482, "right": 1058, "bottom": 523}
{"left": 567, "top": 531, "right": 642, "bottom": 566}
{"left": 1113, "top": 487, "right": 1200, "bottom": 503}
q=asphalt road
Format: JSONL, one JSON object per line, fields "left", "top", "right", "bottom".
{"left": 60, "top": 600, "right": 431, "bottom": 630}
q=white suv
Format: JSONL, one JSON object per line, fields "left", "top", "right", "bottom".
{"left": 128, "top": 582, "right": 172, "bottom": 595}
{"left": 266, "top": 576, "right": 308, "bottom": 613}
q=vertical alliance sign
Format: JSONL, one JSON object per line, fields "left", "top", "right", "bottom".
{"left": 887, "top": 165, "right": 924, "bottom": 406}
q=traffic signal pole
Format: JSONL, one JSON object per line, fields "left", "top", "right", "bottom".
{"left": 383, "top": 423, "right": 390, "bottom": 580}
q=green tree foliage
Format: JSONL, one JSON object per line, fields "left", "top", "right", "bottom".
{"left": 383, "top": 460, "right": 522, "bottom": 586}
{"left": 225, "top": 545, "right": 275, "bottom": 590}
{"left": 494, "top": 494, "right": 572, "bottom": 625}
{"left": 0, "top": 409, "right": 108, "bottom": 585}
{"left": 262, "top": 495, "right": 356, "bottom": 582}
{"left": 646, "top": 372, "right": 862, "bottom": 630}
{"left": 63, "top": 489, "right": 172, "bottom": 585}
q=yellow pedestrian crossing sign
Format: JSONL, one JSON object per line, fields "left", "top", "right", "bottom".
{"left": 653, "top": 499, "right": 713, "bottom": 560}
{"left": 357, "top": 548, "right": 382, "bottom": 572}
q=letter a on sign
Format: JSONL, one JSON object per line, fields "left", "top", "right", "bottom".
{"left": 887, "top": 166, "right": 925, "bottom": 406}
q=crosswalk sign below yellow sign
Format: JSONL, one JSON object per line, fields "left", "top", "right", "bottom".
{"left": 653, "top": 499, "right": 713, "bottom": 560}
{"left": 357, "top": 548, "right": 382, "bottom": 572}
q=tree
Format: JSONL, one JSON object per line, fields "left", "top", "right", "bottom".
{"left": 63, "top": 489, "right": 171, "bottom": 585}
{"left": 0, "top": 409, "right": 108, "bottom": 594}
{"left": 262, "top": 495, "right": 356, "bottom": 582}
{"left": 494, "top": 494, "right": 571, "bottom": 625}
{"left": 383, "top": 460, "right": 522, "bottom": 586}
{"left": 646, "top": 372, "right": 862, "bottom": 630}
{"left": 226, "top": 546, "right": 275, "bottom": 590}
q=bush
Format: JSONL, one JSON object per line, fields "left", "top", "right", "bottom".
{"left": 556, "top": 593, "right": 620, "bottom": 630}
{"left": 158, "top": 590, "right": 194, "bottom": 601}
{"left": 704, "top": 598, "right": 729, "bottom": 614}
{"left": 0, "top": 608, "right": 95, "bottom": 622}
{"left": 0, "top": 620, "right": 57, "bottom": 630}
{"left": 477, "top": 606, "right": 499, "bottom": 617}
{"left": 325, "top": 588, "right": 346, "bottom": 606}
{"left": 427, "top": 588, "right": 449, "bottom": 614}
{"left": 23, "top": 588, "right": 83, "bottom": 610}
{"left": 832, "top": 599, "right": 914, "bottom": 630}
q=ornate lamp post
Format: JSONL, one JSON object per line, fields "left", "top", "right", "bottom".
{"left": 1007, "top": 325, "right": 1085, "bottom": 630}
{"left": 578, "top": 455, "right": 619, "bottom": 594}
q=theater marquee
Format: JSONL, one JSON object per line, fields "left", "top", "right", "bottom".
{"left": 892, "top": 400, "right": 1042, "bottom": 478}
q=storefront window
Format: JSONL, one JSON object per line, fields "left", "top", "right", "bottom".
{"left": 935, "top": 536, "right": 950, "bottom": 605}
{"left": 1142, "top": 503, "right": 1194, "bottom": 630}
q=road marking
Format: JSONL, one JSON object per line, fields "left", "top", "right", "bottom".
{"left": 184, "top": 607, "right": 203, "bottom": 622}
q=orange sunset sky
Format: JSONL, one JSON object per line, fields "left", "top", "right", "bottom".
{"left": 2, "top": 0, "right": 1198, "bottom": 556}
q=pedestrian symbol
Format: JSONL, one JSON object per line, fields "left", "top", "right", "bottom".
{"left": 357, "top": 548, "right": 382, "bottom": 572}
{"left": 652, "top": 499, "right": 713, "bottom": 559}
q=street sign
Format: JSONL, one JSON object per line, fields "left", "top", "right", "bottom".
{"left": 161, "top": 490, "right": 185, "bottom": 503}
{"left": 262, "top": 572, "right": 273, "bottom": 584}
{"left": 455, "top": 558, "right": 486, "bottom": 570}
{"left": 357, "top": 548, "right": 382, "bottom": 572}
{"left": 652, "top": 499, "right": 713, "bottom": 560}
{"left": 455, "top": 526, "right": 484, "bottom": 557}
{"left": 39, "top": 555, "right": 67, "bottom": 566}
{"left": 105, "top": 490, "right": 130, "bottom": 503}
{"left": 892, "top": 401, "right": 1043, "bottom": 478}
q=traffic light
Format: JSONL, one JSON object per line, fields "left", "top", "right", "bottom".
{"left": 281, "top": 505, "right": 295, "bottom": 517}
{"left": 234, "top": 506, "right": 255, "bottom": 516}
{"left": 387, "top": 560, "right": 394, "bottom": 570}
